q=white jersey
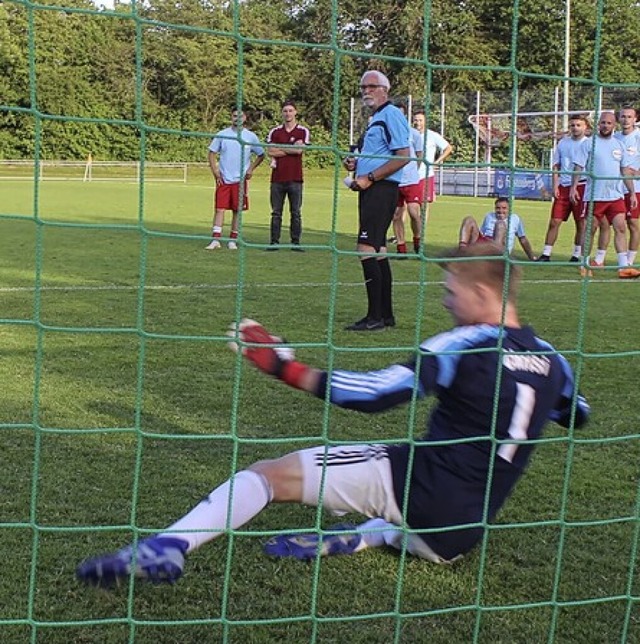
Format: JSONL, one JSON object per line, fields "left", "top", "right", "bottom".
{"left": 480, "top": 212, "right": 526, "bottom": 254}
{"left": 553, "top": 135, "right": 590, "bottom": 187}
{"left": 573, "top": 134, "right": 633, "bottom": 202}
{"left": 399, "top": 127, "right": 423, "bottom": 187}
{"left": 417, "top": 129, "right": 450, "bottom": 180}
{"left": 615, "top": 129, "right": 640, "bottom": 194}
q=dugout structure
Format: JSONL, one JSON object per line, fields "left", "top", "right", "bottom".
{"left": 2, "top": 0, "right": 640, "bottom": 642}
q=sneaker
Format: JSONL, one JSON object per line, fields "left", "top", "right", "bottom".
{"left": 264, "top": 244, "right": 279, "bottom": 252}
{"left": 384, "top": 316, "right": 396, "bottom": 327}
{"left": 536, "top": 255, "right": 550, "bottom": 262}
{"left": 76, "top": 536, "right": 188, "bottom": 587}
{"left": 344, "top": 317, "right": 385, "bottom": 331}
{"left": 263, "top": 524, "right": 361, "bottom": 560}
{"left": 205, "top": 240, "right": 221, "bottom": 250}
{"left": 569, "top": 256, "right": 580, "bottom": 263}
{"left": 291, "top": 244, "right": 305, "bottom": 252}
{"left": 618, "top": 267, "right": 640, "bottom": 279}
{"left": 228, "top": 241, "right": 238, "bottom": 250}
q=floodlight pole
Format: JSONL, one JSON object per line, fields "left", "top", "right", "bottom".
{"left": 563, "top": 0, "right": 571, "bottom": 131}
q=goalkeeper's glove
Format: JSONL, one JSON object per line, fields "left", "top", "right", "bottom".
{"left": 227, "top": 318, "right": 310, "bottom": 390}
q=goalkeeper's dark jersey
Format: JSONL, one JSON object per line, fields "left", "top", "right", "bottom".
{"left": 321, "top": 324, "right": 589, "bottom": 561}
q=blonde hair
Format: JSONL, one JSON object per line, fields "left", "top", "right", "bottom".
{"left": 439, "top": 243, "right": 521, "bottom": 302}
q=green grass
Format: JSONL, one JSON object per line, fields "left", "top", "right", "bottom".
{"left": 1, "top": 170, "right": 640, "bottom": 643}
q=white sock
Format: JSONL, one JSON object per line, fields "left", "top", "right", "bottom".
{"left": 617, "top": 252, "right": 629, "bottom": 268}
{"left": 573, "top": 245, "right": 582, "bottom": 258}
{"left": 355, "top": 517, "right": 402, "bottom": 550}
{"left": 595, "top": 249, "right": 607, "bottom": 264}
{"left": 543, "top": 245, "right": 553, "bottom": 256}
{"left": 628, "top": 250, "right": 637, "bottom": 264}
{"left": 160, "top": 470, "right": 273, "bottom": 553}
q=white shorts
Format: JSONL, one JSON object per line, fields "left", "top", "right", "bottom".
{"left": 297, "top": 444, "right": 447, "bottom": 563}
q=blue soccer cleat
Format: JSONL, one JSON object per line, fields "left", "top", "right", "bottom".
{"left": 76, "top": 536, "right": 189, "bottom": 587}
{"left": 263, "top": 524, "right": 362, "bottom": 560}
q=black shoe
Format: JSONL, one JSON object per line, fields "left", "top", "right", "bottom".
{"left": 569, "top": 256, "right": 580, "bottom": 263}
{"left": 384, "top": 317, "right": 396, "bottom": 327}
{"left": 265, "top": 244, "right": 279, "bottom": 251}
{"left": 291, "top": 244, "right": 305, "bottom": 252}
{"left": 344, "top": 317, "right": 385, "bottom": 331}
{"left": 536, "top": 255, "right": 550, "bottom": 262}
{"left": 388, "top": 236, "right": 397, "bottom": 245}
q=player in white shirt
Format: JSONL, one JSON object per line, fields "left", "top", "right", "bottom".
{"left": 614, "top": 107, "right": 640, "bottom": 265}
{"left": 537, "top": 114, "right": 590, "bottom": 262}
{"left": 458, "top": 197, "right": 536, "bottom": 260}
{"left": 571, "top": 111, "right": 640, "bottom": 278}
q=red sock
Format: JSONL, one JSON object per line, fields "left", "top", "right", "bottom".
{"left": 397, "top": 243, "right": 407, "bottom": 254}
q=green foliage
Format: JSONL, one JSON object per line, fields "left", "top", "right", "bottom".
{"left": 3, "top": 0, "right": 640, "bottom": 163}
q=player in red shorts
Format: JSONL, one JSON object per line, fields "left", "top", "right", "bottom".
{"left": 615, "top": 107, "right": 640, "bottom": 266}
{"left": 537, "top": 114, "right": 590, "bottom": 262}
{"left": 571, "top": 111, "right": 640, "bottom": 278}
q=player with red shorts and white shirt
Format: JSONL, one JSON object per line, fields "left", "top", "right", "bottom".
{"left": 537, "top": 114, "right": 590, "bottom": 262}
{"left": 615, "top": 107, "right": 640, "bottom": 266}
{"left": 571, "top": 111, "right": 640, "bottom": 278}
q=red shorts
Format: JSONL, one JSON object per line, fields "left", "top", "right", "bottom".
{"left": 582, "top": 199, "right": 627, "bottom": 224}
{"left": 624, "top": 192, "right": 640, "bottom": 220}
{"left": 215, "top": 181, "right": 249, "bottom": 212}
{"left": 423, "top": 176, "right": 436, "bottom": 203}
{"left": 397, "top": 182, "right": 424, "bottom": 207}
{"left": 551, "top": 184, "right": 585, "bottom": 221}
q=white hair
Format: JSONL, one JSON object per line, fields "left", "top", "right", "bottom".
{"left": 360, "top": 70, "right": 390, "bottom": 90}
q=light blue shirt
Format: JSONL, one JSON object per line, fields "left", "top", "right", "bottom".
{"left": 573, "top": 134, "right": 632, "bottom": 202}
{"left": 399, "top": 126, "right": 422, "bottom": 186}
{"left": 553, "top": 135, "right": 590, "bottom": 187}
{"left": 357, "top": 102, "right": 410, "bottom": 183}
{"left": 480, "top": 212, "right": 526, "bottom": 253}
{"left": 615, "top": 130, "right": 640, "bottom": 194}
{"left": 208, "top": 127, "right": 264, "bottom": 183}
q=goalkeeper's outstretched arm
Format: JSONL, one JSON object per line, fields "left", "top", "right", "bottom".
{"left": 227, "top": 318, "right": 419, "bottom": 413}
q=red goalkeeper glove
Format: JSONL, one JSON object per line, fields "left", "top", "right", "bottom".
{"left": 227, "top": 318, "right": 310, "bottom": 390}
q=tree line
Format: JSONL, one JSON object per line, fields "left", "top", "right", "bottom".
{"left": 2, "top": 0, "right": 639, "bottom": 166}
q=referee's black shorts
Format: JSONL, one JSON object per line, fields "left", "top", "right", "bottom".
{"left": 357, "top": 180, "right": 399, "bottom": 251}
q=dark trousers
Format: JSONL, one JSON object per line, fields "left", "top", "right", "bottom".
{"left": 270, "top": 181, "right": 303, "bottom": 244}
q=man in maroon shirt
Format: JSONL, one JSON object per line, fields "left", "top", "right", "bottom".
{"left": 266, "top": 100, "right": 310, "bottom": 251}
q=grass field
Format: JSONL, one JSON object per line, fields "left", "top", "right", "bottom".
{"left": 1, "top": 169, "right": 639, "bottom": 643}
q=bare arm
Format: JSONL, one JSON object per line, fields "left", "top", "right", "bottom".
{"left": 518, "top": 235, "right": 537, "bottom": 261}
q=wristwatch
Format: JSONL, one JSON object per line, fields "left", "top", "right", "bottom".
{"left": 367, "top": 172, "right": 376, "bottom": 183}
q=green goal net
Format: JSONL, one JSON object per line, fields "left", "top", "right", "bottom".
{"left": 2, "top": 0, "right": 640, "bottom": 642}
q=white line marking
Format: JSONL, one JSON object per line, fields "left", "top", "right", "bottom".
{"left": 0, "top": 278, "right": 628, "bottom": 293}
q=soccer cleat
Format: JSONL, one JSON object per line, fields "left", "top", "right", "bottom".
{"left": 569, "top": 256, "right": 580, "bottom": 263}
{"left": 590, "top": 259, "right": 604, "bottom": 268}
{"left": 344, "top": 317, "right": 385, "bottom": 331}
{"left": 227, "top": 240, "right": 238, "bottom": 250}
{"left": 536, "top": 255, "right": 550, "bottom": 262}
{"left": 264, "top": 244, "right": 279, "bottom": 251}
{"left": 618, "top": 267, "right": 640, "bottom": 279}
{"left": 263, "top": 524, "right": 362, "bottom": 560}
{"left": 291, "top": 244, "right": 305, "bottom": 252}
{"left": 76, "top": 536, "right": 188, "bottom": 587}
{"left": 205, "top": 240, "right": 221, "bottom": 250}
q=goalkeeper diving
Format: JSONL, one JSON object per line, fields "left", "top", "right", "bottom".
{"left": 77, "top": 242, "right": 590, "bottom": 586}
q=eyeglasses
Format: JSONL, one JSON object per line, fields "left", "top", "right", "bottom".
{"left": 360, "top": 84, "right": 385, "bottom": 91}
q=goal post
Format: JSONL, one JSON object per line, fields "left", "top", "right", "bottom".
{"left": 0, "top": 159, "right": 188, "bottom": 183}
